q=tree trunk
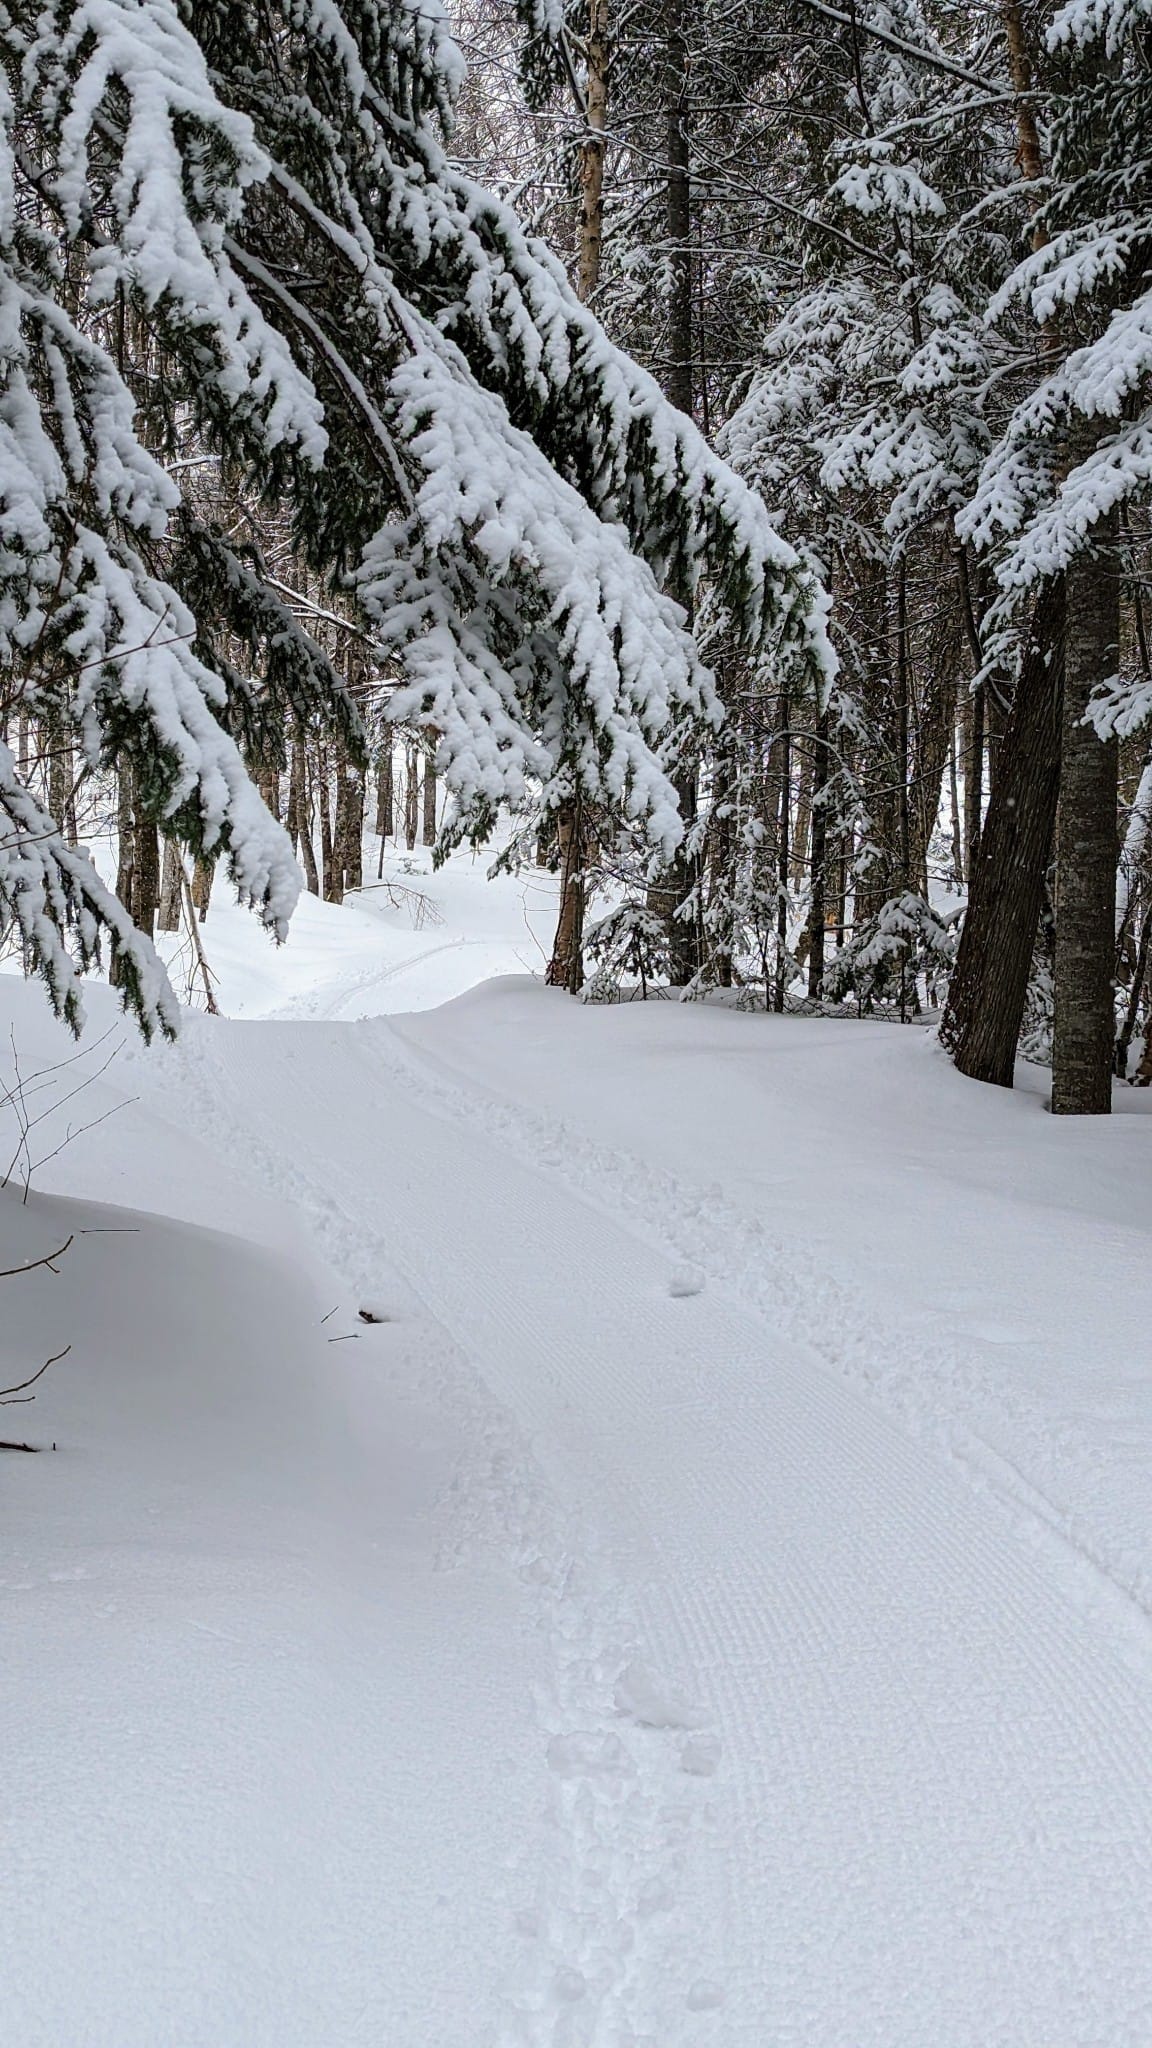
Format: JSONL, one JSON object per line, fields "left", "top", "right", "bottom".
{"left": 774, "top": 689, "right": 791, "bottom": 1012}
{"left": 547, "top": 0, "right": 610, "bottom": 990}
{"left": 964, "top": 680, "right": 985, "bottom": 871}
{"left": 664, "top": 0, "right": 693, "bottom": 419}
{"left": 421, "top": 744, "right": 437, "bottom": 846}
{"left": 286, "top": 729, "right": 306, "bottom": 853}
{"left": 1115, "top": 754, "right": 1152, "bottom": 942}
{"left": 336, "top": 757, "right": 364, "bottom": 893}
{"left": 1051, "top": 531, "right": 1119, "bottom": 1113}
{"left": 940, "top": 577, "right": 1066, "bottom": 1085}
{"left": 375, "top": 735, "right": 394, "bottom": 839}
{"left": 807, "top": 707, "right": 830, "bottom": 998}
{"left": 298, "top": 753, "right": 321, "bottom": 898}
{"left": 896, "top": 561, "right": 911, "bottom": 893}
{"left": 47, "top": 720, "right": 74, "bottom": 845}
{"left": 319, "top": 744, "right": 339, "bottom": 900}
{"left": 1001, "top": 0, "right": 1046, "bottom": 197}
{"left": 1115, "top": 900, "right": 1152, "bottom": 1079}
{"left": 707, "top": 727, "right": 737, "bottom": 988}
{"left": 404, "top": 742, "right": 419, "bottom": 849}
{"left": 791, "top": 736, "right": 812, "bottom": 891}
{"left": 109, "top": 770, "right": 135, "bottom": 987}
{"left": 134, "top": 816, "right": 160, "bottom": 939}
{"left": 546, "top": 798, "right": 586, "bottom": 993}
{"left": 157, "top": 837, "right": 183, "bottom": 932}
{"left": 114, "top": 770, "right": 135, "bottom": 924}
{"left": 191, "top": 854, "right": 215, "bottom": 922}
{"left": 110, "top": 769, "right": 161, "bottom": 955}
{"left": 647, "top": 769, "right": 700, "bottom": 986}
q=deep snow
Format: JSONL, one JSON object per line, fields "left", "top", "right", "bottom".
{"left": 3, "top": 856, "right": 1152, "bottom": 2046}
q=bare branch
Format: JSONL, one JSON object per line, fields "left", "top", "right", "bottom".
{"left": 0, "top": 1343, "right": 71, "bottom": 1404}
{"left": 0, "top": 1234, "right": 74, "bottom": 1279}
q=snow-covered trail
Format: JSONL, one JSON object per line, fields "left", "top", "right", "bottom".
{"left": 127, "top": 999, "right": 1152, "bottom": 2047}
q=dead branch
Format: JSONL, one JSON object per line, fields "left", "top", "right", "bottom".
{"left": 179, "top": 867, "right": 220, "bottom": 1013}
{"left": 0, "top": 1233, "right": 74, "bottom": 1279}
{"left": 0, "top": 1342, "right": 71, "bottom": 1404}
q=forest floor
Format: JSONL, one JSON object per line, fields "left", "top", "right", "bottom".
{"left": 3, "top": 848, "right": 1152, "bottom": 2047}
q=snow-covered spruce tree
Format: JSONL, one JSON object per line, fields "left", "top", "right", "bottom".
{"left": 1, "top": 0, "right": 831, "bottom": 1035}
{"left": 0, "top": 0, "right": 346, "bottom": 1033}
{"left": 191, "top": 0, "right": 834, "bottom": 878}
{"left": 719, "top": 0, "right": 1014, "bottom": 1008}
{"left": 508, "top": 0, "right": 847, "bottom": 995}
{"left": 948, "top": 0, "right": 1152, "bottom": 1109}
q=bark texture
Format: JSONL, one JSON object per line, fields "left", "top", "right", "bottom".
{"left": 1052, "top": 536, "right": 1118, "bottom": 1114}
{"left": 940, "top": 577, "right": 1066, "bottom": 1086}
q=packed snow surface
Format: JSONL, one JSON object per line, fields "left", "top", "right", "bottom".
{"left": 3, "top": 861, "right": 1152, "bottom": 2045}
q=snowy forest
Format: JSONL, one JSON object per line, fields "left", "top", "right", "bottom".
{"left": 4, "top": 0, "right": 1152, "bottom": 2043}
{"left": 5, "top": 0, "right": 1152, "bottom": 1107}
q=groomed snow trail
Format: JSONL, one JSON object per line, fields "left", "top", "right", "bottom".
{"left": 124, "top": 997, "right": 1152, "bottom": 2048}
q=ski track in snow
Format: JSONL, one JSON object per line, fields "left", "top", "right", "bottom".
{"left": 278, "top": 937, "right": 505, "bottom": 1023}
{"left": 143, "top": 1021, "right": 714, "bottom": 2048}
{"left": 124, "top": 1005, "right": 1152, "bottom": 2046}
{"left": 384, "top": 1011, "right": 1152, "bottom": 1666}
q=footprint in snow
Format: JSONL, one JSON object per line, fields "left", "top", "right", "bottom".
{"left": 686, "top": 1980, "right": 726, "bottom": 2012}
{"left": 546, "top": 1730, "right": 634, "bottom": 1778}
{"left": 613, "top": 1657, "right": 707, "bottom": 1730}
{"left": 679, "top": 1731, "right": 722, "bottom": 1777}
{"left": 668, "top": 1264, "right": 705, "bottom": 1298}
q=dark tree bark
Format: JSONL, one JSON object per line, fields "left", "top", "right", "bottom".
{"left": 1052, "top": 532, "right": 1119, "bottom": 1113}
{"left": 807, "top": 707, "right": 830, "bottom": 998}
{"left": 114, "top": 771, "right": 135, "bottom": 921}
{"left": 421, "top": 743, "right": 437, "bottom": 846}
{"left": 286, "top": 730, "right": 305, "bottom": 851}
{"left": 962, "top": 677, "right": 985, "bottom": 873}
{"left": 955, "top": 548, "right": 987, "bottom": 869}
{"left": 664, "top": 0, "right": 692, "bottom": 419}
{"left": 547, "top": 0, "right": 609, "bottom": 992}
{"left": 375, "top": 736, "right": 393, "bottom": 839}
{"left": 47, "top": 720, "right": 75, "bottom": 846}
{"left": 707, "top": 724, "right": 737, "bottom": 988}
{"left": 404, "top": 741, "right": 419, "bottom": 849}
{"left": 546, "top": 795, "right": 586, "bottom": 993}
{"left": 111, "top": 768, "right": 158, "bottom": 953}
{"left": 908, "top": 557, "right": 961, "bottom": 897}
{"left": 774, "top": 687, "right": 791, "bottom": 1012}
{"left": 335, "top": 758, "right": 364, "bottom": 893}
{"left": 1115, "top": 900, "right": 1152, "bottom": 1078}
{"left": 190, "top": 854, "right": 215, "bottom": 922}
{"left": 319, "top": 744, "right": 339, "bottom": 901}
{"left": 298, "top": 746, "right": 321, "bottom": 898}
{"left": 646, "top": 769, "right": 700, "bottom": 986}
{"left": 134, "top": 816, "right": 160, "bottom": 938}
{"left": 157, "top": 837, "right": 183, "bottom": 932}
{"left": 940, "top": 577, "right": 1066, "bottom": 1086}
{"left": 109, "top": 771, "right": 136, "bottom": 989}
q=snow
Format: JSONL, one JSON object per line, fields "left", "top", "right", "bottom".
{"left": 151, "top": 837, "right": 561, "bottom": 1017}
{"left": 0, "top": 1181, "right": 540, "bottom": 2048}
{"left": 4, "top": 883, "right": 1152, "bottom": 2044}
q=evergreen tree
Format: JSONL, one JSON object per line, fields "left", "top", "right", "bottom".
{"left": 0, "top": 0, "right": 831, "bottom": 1034}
